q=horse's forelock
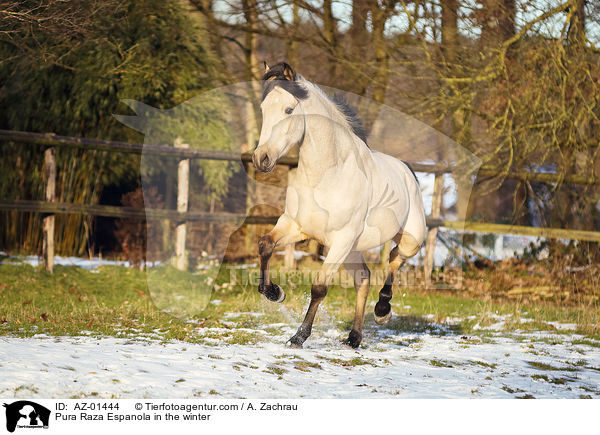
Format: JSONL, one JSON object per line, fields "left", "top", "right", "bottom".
{"left": 262, "top": 62, "right": 296, "bottom": 82}
{"left": 261, "top": 62, "right": 309, "bottom": 101}
{"left": 262, "top": 80, "right": 309, "bottom": 102}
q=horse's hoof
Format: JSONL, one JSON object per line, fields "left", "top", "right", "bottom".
{"left": 273, "top": 284, "right": 286, "bottom": 303}
{"left": 287, "top": 334, "right": 305, "bottom": 348}
{"left": 343, "top": 330, "right": 362, "bottom": 349}
{"left": 374, "top": 305, "right": 392, "bottom": 325}
{"left": 259, "top": 283, "right": 286, "bottom": 303}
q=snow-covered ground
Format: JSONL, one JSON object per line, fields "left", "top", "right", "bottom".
{"left": 0, "top": 252, "right": 132, "bottom": 269}
{"left": 1, "top": 323, "right": 599, "bottom": 399}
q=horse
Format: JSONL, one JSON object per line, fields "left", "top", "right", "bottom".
{"left": 252, "top": 62, "right": 426, "bottom": 348}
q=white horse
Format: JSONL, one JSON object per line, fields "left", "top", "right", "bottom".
{"left": 252, "top": 62, "right": 426, "bottom": 348}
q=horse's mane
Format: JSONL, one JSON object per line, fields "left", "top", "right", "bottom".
{"left": 330, "top": 94, "right": 369, "bottom": 146}
{"left": 262, "top": 62, "right": 369, "bottom": 147}
{"left": 304, "top": 81, "right": 369, "bottom": 147}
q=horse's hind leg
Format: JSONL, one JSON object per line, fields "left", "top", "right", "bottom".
{"left": 374, "top": 232, "right": 421, "bottom": 325}
{"left": 258, "top": 214, "right": 306, "bottom": 303}
{"left": 343, "top": 251, "right": 370, "bottom": 348}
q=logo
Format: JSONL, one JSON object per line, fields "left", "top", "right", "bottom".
{"left": 3, "top": 401, "right": 50, "bottom": 433}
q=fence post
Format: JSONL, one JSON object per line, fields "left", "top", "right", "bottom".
{"left": 42, "top": 147, "right": 56, "bottom": 273}
{"left": 174, "top": 137, "right": 189, "bottom": 271}
{"left": 162, "top": 165, "right": 174, "bottom": 256}
{"left": 424, "top": 172, "right": 444, "bottom": 288}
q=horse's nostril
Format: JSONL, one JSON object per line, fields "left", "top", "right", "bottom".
{"left": 260, "top": 153, "right": 270, "bottom": 168}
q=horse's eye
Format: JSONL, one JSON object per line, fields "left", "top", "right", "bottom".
{"left": 285, "top": 107, "right": 294, "bottom": 115}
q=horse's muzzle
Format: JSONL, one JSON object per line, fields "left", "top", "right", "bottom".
{"left": 252, "top": 150, "right": 275, "bottom": 173}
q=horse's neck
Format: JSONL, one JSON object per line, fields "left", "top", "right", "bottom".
{"left": 296, "top": 133, "right": 338, "bottom": 186}
{"left": 296, "top": 89, "right": 352, "bottom": 186}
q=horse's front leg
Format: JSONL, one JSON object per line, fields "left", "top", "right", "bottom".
{"left": 258, "top": 214, "right": 306, "bottom": 303}
{"left": 288, "top": 237, "right": 354, "bottom": 348}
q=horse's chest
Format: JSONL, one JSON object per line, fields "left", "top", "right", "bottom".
{"left": 285, "top": 168, "right": 369, "bottom": 242}
{"left": 285, "top": 184, "right": 330, "bottom": 242}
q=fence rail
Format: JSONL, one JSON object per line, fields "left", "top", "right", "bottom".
{"left": 3, "top": 199, "right": 600, "bottom": 243}
{"left": 2, "top": 129, "right": 600, "bottom": 275}
{"left": 2, "top": 129, "right": 600, "bottom": 184}
{"left": 0, "top": 199, "right": 278, "bottom": 224}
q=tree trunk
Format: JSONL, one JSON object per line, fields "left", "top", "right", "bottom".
{"left": 473, "top": 0, "right": 519, "bottom": 225}
{"left": 441, "top": 0, "right": 458, "bottom": 64}
{"left": 371, "top": 4, "right": 389, "bottom": 105}
{"left": 286, "top": 3, "right": 300, "bottom": 66}
{"left": 347, "top": 0, "right": 370, "bottom": 95}
{"left": 480, "top": 0, "right": 516, "bottom": 48}
{"left": 189, "top": 0, "right": 222, "bottom": 57}
{"left": 567, "top": 0, "right": 586, "bottom": 45}
{"left": 323, "top": 0, "right": 338, "bottom": 81}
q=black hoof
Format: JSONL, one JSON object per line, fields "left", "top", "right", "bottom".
{"left": 259, "top": 283, "right": 286, "bottom": 303}
{"left": 287, "top": 333, "right": 305, "bottom": 348}
{"left": 374, "top": 301, "right": 391, "bottom": 325}
{"left": 343, "top": 329, "right": 362, "bottom": 348}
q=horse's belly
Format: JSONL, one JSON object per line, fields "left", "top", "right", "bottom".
{"left": 354, "top": 204, "right": 407, "bottom": 251}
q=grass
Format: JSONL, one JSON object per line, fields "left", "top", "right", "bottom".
{"left": 294, "top": 361, "right": 323, "bottom": 371}
{"left": 263, "top": 365, "right": 287, "bottom": 377}
{"left": 526, "top": 361, "right": 580, "bottom": 372}
{"left": 317, "top": 356, "right": 380, "bottom": 368}
{"left": 470, "top": 360, "right": 497, "bottom": 370}
{"left": 0, "top": 263, "right": 200, "bottom": 342}
{"left": 1, "top": 258, "right": 600, "bottom": 344}
{"left": 429, "top": 359, "right": 454, "bottom": 368}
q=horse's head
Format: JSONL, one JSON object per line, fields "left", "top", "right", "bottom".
{"left": 253, "top": 62, "right": 308, "bottom": 173}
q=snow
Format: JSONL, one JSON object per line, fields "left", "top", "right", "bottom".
{"left": 1, "top": 324, "right": 599, "bottom": 399}
{"left": 1, "top": 254, "right": 129, "bottom": 269}
{"left": 0, "top": 253, "right": 163, "bottom": 269}
{"left": 547, "top": 321, "right": 578, "bottom": 331}
{"left": 275, "top": 250, "right": 311, "bottom": 260}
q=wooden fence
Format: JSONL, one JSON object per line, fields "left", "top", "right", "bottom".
{"left": 1, "top": 129, "right": 600, "bottom": 279}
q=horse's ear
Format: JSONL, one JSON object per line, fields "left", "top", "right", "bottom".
{"left": 263, "top": 61, "right": 270, "bottom": 74}
{"left": 282, "top": 63, "right": 296, "bottom": 81}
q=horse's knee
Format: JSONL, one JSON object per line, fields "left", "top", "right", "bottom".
{"left": 258, "top": 234, "right": 275, "bottom": 258}
{"left": 311, "top": 283, "right": 328, "bottom": 300}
